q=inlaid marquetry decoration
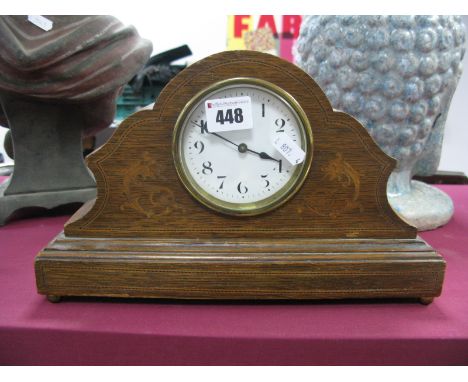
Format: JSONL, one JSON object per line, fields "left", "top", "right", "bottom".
{"left": 307, "top": 152, "right": 363, "bottom": 218}
{"left": 120, "top": 152, "right": 182, "bottom": 218}
{"left": 35, "top": 51, "right": 445, "bottom": 304}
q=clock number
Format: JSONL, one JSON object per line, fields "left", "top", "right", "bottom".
{"left": 275, "top": 118, "right": 286, "bottom": 132}
{"left": 261, "top": 103, "right": 265, "bottom": 117}
{"left": 202, "top": 161, "right": 213, "bottom": 175}
{"left": 215, "top": 108, "right": 243, "bottom": 125}
{"left": 237, "top": 182, "right": 248, "bottom": 194}
{"left": 217, "top": 175, "right": 226, "bottom": 189}
{"left": 226, "top": 109, "right": 234, "bottom": 123}
{"left": 194, "top": 140, "right": 204, "bottom": 154}
{"left": 261, "top": 174, "right": 270, "bottom": 188}
{"left": 216, "top": 110, "right": 226, "bottom": 125}
{"left": 234, "top": 108, "right": 243, "bottom": 123}
{"left": 198, "top": 120, "right": 208, "bottom": 134}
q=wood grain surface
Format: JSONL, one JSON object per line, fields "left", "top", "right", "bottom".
{"left": 35, "top": 51, "right": 445, "bottom": 302}
{"left": 64, "top": 51, "right": 416, "bottom": 239}
{"left": 36, "top": 234, "right": 444, "bottom": 301}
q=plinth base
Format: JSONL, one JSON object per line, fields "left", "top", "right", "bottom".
{"left": 0, "top": 180, "right": 96, "bottom": 225}
{"left": 35, "top": 234, "right": 445, "bottom": 303}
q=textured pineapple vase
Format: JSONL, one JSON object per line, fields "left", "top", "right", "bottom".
{"left": 294, "top": 16, "right": 466, "bottom": 230}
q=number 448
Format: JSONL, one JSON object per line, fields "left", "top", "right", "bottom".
{"left": 216, "top": 108, "right": 244, "bottom": 125}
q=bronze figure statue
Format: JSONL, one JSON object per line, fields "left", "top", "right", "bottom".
{"left": 0, "top": 15, "right": 152, "bottom": 225}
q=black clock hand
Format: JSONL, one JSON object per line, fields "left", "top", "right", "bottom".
{"left": 191, "top": 121, "right": 283, "bottom": 171}
{"left": 191, "top": 122, "right": 243, "bottom": 151}
{"left": 222, "top": 136, "right": 281, "bottom": 165}
{"left": 249, "top": 149, "right": 276, "bottom": 161}
{"left": 191, "top": 121, "right": 243, "bottom": 151}
{"left": 246, "top": 148, "right": 283, "bottom": 173}
{"left": 210, "top": 131, "right": 240, "bottom": 149}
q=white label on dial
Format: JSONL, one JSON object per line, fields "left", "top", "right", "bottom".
{"left": 27, "top": 15, "right": 53, "bottom": 31}
{"left": 205, "top": 96, "right": 253, "bottom": 133}
{"left": 273, "top": 134, "right": 306, "bottom": 165}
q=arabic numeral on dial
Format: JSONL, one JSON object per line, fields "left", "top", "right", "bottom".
{"left": 237, "top": 182, "right": 248, "bottom": 194}
{"left": 194, "top": 140, "right": 204, "bottom": 154}
{"left": 202, "top": 161, "right": 213, "bottom": 175}
{"left": 261, "top": 174, "right": 270, "bottom": 188}
{"left": 217, "top": 175, "right": 226, "bottom": 189}
{"left": 275, "top": 118, "right": 286, "bottom": 132}
{"left": 198, "top": 120, "right": 208, "bottom": 134}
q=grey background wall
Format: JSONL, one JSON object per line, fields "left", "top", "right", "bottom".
{"left": 438, "top": 15, "right": 468, "bottom": 174}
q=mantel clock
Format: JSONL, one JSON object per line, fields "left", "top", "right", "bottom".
{"left": 35, "top": 51, "right": 445, "bottom": 304}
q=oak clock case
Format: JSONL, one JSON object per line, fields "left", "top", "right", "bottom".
{"left": 35, "top": 50, "right": 445, "bottom": 304}
{"left": 173, "top": 78, "right": 313, "bottom": 216}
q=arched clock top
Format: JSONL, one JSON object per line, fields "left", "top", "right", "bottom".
{"left": 65, "top": 51, "right": 415, "bottom": 239}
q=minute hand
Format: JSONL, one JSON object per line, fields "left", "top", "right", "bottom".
{"left": 209, "top": 131, "right": 240, "bottom": 149}
{"left": 191, "top": 121, "right": 282, "bottom": 166}
{"left": 190, "top": 121, "right": 240, "bottom": 149}
{"left": 209, "top": 130, "right": 279, "bottom": 162}
{"left": 212, "top": 131, "right": 279, "bottom": 164}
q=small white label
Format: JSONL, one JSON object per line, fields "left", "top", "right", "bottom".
{"left": 273, "top": 134, "right": 306, "bottom": 165}
{"left": 205, "top": 96, "right": 253, "bottom": 133}
{"left": 27, "top": 15, "right": 53, "bottom": 32}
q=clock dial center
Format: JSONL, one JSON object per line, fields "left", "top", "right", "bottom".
{"left": 174, "top": 79, "right": 313, "bottom": 216}
{"left": 238, "top": 143, "right": 247, "bottom": 153}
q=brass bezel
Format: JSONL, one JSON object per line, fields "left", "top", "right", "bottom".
{"left": 173, "top": 77, "right": 313, "bottom": 216}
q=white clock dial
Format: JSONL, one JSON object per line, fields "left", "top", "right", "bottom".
{"left": 174, "top": 79, "right": 312, "bottom": 216}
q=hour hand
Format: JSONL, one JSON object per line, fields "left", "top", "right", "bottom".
{"left": 257, "top": 151, "right": 276, "bottom": 161}
{"left": 191, "top": 120, "right": 281, "bottom": 169}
